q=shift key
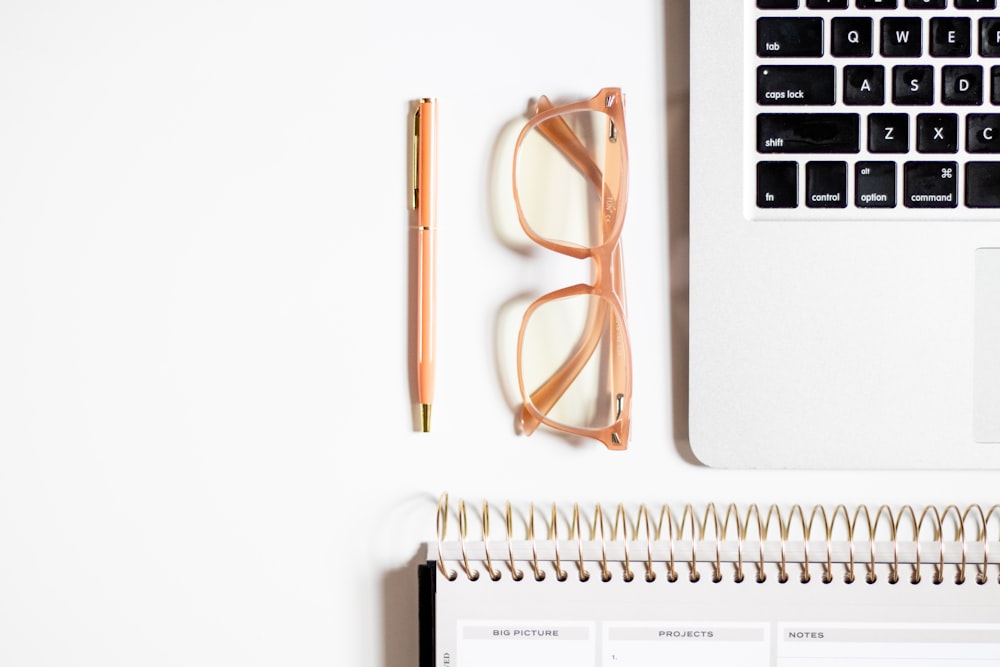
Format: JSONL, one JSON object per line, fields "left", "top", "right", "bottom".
{"left": 758, "top": 113, "right": 860, "bottom": 153}
{"left": 758, "top": 66, "right": 836, "bottom": 105}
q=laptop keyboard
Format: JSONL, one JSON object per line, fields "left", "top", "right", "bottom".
{"left": 753, "top": 0, "right": 1000, "bottom": 213}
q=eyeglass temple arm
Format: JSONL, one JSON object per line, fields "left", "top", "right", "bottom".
{"left": 532, "top": 96, "right": 608, "bottom": 197}
{"left": 520, "top": 294, "right": 611, "bottom": 434}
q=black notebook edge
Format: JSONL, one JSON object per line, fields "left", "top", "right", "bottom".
{"left": 418, "top": 561, "right": 436, "bottom": 667}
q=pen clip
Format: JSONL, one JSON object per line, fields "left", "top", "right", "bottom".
{"left": 411, "top": 107, "right": 421, "bottom": 210}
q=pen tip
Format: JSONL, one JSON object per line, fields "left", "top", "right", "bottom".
{"left": 420, "top": 404, "right": 432, "bottom": 432}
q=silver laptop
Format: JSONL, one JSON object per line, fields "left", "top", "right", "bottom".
{"left": 689, "top": 0, "right": 1000, "bottom": 468}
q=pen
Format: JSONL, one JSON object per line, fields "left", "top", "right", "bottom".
{"left": 412, "top": 98, "right": 437, "bottom": 432}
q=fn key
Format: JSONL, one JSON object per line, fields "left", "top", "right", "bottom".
{"left": 758, "top": 162, "right": 798, "bottom": 208}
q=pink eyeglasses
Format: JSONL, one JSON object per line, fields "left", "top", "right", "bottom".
{"left": 512, "top": 88, "right": 632, "bottom": 450}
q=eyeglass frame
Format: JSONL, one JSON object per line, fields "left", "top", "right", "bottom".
{"left": 510, "top": 87, "right": 632, "bottom": 450}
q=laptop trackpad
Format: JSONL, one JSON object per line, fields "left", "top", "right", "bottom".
{"left": 975, "top": 249, "right": 1000, "bottom": 443}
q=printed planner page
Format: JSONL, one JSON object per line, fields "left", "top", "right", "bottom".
{"left": 428, "top": 566, "right": 1000, "bottom": 667}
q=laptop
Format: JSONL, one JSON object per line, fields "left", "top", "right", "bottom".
{"left": 688, "top": 0, "right": 1000, "bottom": 468}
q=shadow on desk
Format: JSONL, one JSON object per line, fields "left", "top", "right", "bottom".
{"left": 382, "top": 551, "right": 424, "bottom": 667}
{"left": 664, "top": 0, "right": 695, "bottom": 464}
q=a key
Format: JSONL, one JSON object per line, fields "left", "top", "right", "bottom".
{"left": 904, "top": 161, "right": 958, "bottom": 208}
{"left": 758, "top": 0, "right": 800, "bottom": 8}
{"left": 955, "top": 0, "right": 997, "bottom": 8}
{"left": 916, "top": 113, "right": 959, "bottom": 153}
{"left": 757, "top": 113, "right": 861, "bottom": 153}
{"left": 942, "top": 66, "right": 984, "bottom": 105}
{"left": 931, "top": 18, "right": 972, "bottom": 58}
{"left": 966, "top": 162, "right": 1000, "bottom": 207}
{"left": 758, "top": 66, "right": 836, "bottom": 105}
{"left": 855, "top": 162, "right": 897, "bottom": 208}
{"left": 758, "top": 18, "right": 825, "bottom": 58}
{"left": 905, "top": 0, "right": 946, "bottom": 8}
{"left": 806, "top": 161, "right": 848, "bottom": 208}
{"left": 882, "top": 18, "right": 922, "bottom": 58}
{"left": 993, "top": 66, "right": 1000, "bottom": 105}
{"left": 758, "top": 162, "right": 799, "bottom": 208}
{"left": 844, "top": 65, "right": 885, "bottom": 106}
{"left": 967, "top": 114, "right": 1000, "bottom": 153}
{"left": 807, "top": 0, "right": 849, "bottom": 8}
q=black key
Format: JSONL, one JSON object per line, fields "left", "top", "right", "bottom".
{"left": 806, "top": 161, "right": 848, "bottom": 208}
{"left": 857, "top": 0, "right": 898, "bottom": 7}
{"left": 982, "top": 19, "right": 1000, "bottom": 57}
{"left": 758, "top": 66, "right": 836, "bottom": 105}
{"left": 967, "top": 114, "right": 1000, "bottom": 152}
{"left": 759, "top": 0, "right": 799, "bottom": 7}
{"left": 904, "top": 162, "right": 959, "bottom": 208}
{"left": 833, "top": 18, "right": 874, "bottom": 57}
{"left": 916, "top": 113, "right": 959, "bottom": 153}
{"left": 757, "top": 113, "right": 861, "bottom": 153}
{"left": 931, "top": 18, "right": 972, "bottom": 57}
{"left": 869, "top": 113, "right": 910, "bottom": 152}
{"left": 758, "top": 162, "right": 798, "bottom": 208}
{"left": 893, "top": 65, "right": 935, "bottom": 105}
{"left": 993, "top": 66, "right": 1000, "bottom": 104}
{"left": 955, "top": 0, "right": 996, "bottom": 8}
{"left": 758, "top": 18, "right": 825, "bottom": 58}
{"left": 845, "top": 65, "right": 885, "bottom": 105}
{"left": 942, "top": 65, "right": 984, "bottom": 105}
{"left": 807, "top": 0, "right": 849, "bottom": 7}
{"left": 882, "top": 18, "right": 923, "bottom": 57}
{"left": 966, "top": 162, "right": 1000, "bottom": 207}
{"left": 905, "top": 0, "right": 946, "bottom": 7}
{"left": 856, "top": 162, "right": 896, "bottom": 208}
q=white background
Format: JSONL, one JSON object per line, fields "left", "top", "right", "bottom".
{"left": 0, "top": 1, "right": 996, "bottom": 665}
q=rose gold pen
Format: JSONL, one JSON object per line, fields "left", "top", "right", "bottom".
{"left": 411, "top": 98, "right": 437, "bottom": 432}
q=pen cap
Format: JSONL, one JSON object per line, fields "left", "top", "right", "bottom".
{"left": 414, "top": 98, "right": 438, "bottom": 223}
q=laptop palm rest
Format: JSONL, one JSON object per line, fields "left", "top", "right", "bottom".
{"left": 975, "top": 249, "right": 1000, "bottom": 444}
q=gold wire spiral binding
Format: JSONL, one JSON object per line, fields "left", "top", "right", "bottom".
{"left": 785, "top": 504, "right": 811, "bottom": 583}
{"left": 722, "top": 503, "right": 746, "bottom": 583}
{"left": 570, "top": 503, "right": 590, "bottom": 582}
{"left": 528, "top": 503, "right": 545, "bottom": 581}
{"left": 612, "top": 504, "right": 634, "bottom": 583}
{"left": 762, "top": 505, "right": 785, "bottom": 583}
{"left": 549, "top": 503, "right": 568, "bottom": 582}
{"left": 743, "top": 504, "right": 767, "bottom": 583}
{"left": 679, "top": 504, "right": 701, "bottom": 582}
{"left": 504, "top": 501, "right": 524, "bottom": 581}
{"left": 434, "top": 495, "right": 1000, "bottom": 586}
{"left": 481, "top": 500, "right": 501, "bottom": 581}
{"left": 457, "top": 499, "right": 480, "bottom": 581}
{"left": 895, "top": 505, "right": 921, "bottom": 584}
{"left": 435, "top": 493, "right": 457, "bottom": 581}
{"left": 591, "top": 504, "right": 612, "bottom": 582}
{"left": 968, "top": 504, "right": 1000, "bottom": 585}
{"left": 656, "top": 504, "right": 679, "bottom": 582}
{"left": 703, "top": 503, "right": 723, "bottom": 583}
{"left": 635, "top": 504, "right": 656, "bottom": 582}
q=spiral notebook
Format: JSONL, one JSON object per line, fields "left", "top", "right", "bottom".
{"left": 419, "top": 498, "right": 1000, "bottom": 667}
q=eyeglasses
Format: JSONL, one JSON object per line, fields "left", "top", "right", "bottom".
{"left": 511, "top": 87, "right": 632, "bottom": 450}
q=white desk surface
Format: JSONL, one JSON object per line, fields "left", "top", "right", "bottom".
{"left": 0, "top": 1, "right": 995, "bottom": 665}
